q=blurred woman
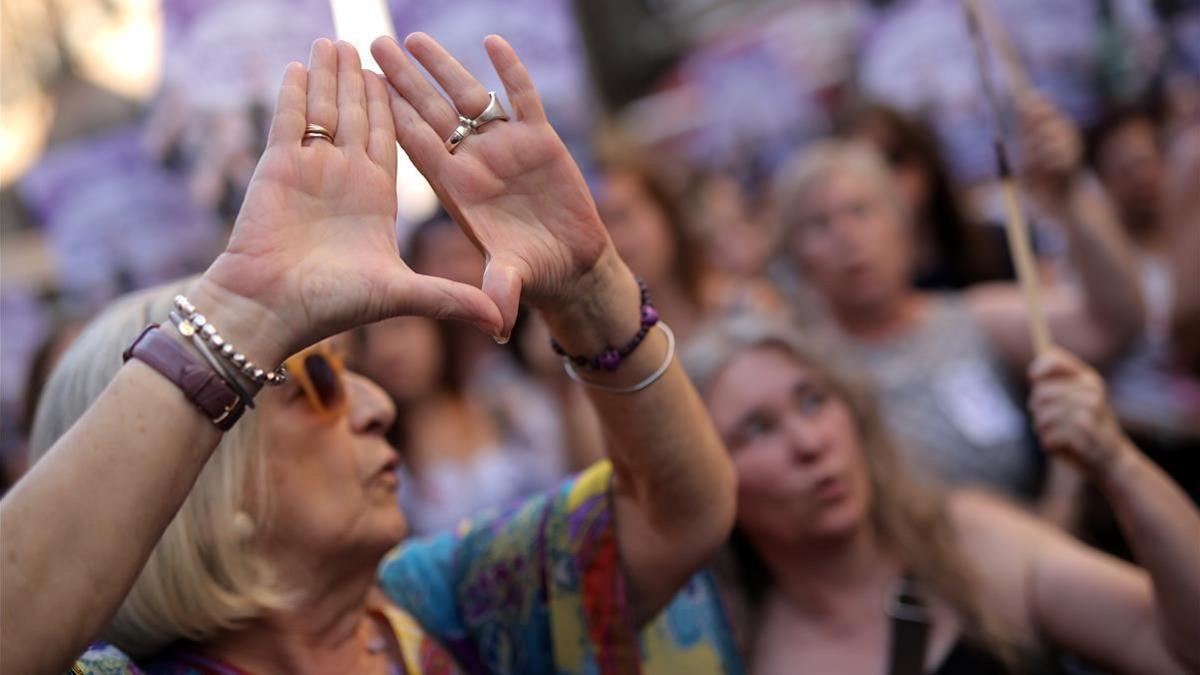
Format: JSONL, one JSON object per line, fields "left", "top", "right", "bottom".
{"left": 594, "top": 154, "right": 715, "bottom": 342}
{"left": 3, "top": 35, "right": 736, "bottom": 674}
{"left": 1086, "top": 104, "right": 1200, "bottom": 440}
{"left": 683, "top": 316, "right": 1200, "bottom": 675}
{"left": 843, "top": 104, "right": 1014, "bottom": 289}
{"left": 774, "top": 122, "right": 1142, "bottom": 514}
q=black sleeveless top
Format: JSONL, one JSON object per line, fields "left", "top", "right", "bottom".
{"left": 931, "top": 639, "right": 1011, "bottom": 675}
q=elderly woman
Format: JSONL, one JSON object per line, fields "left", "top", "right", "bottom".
{"left": 2, "top": 35, "right": 736, "bottom": 674}
{"left": 774, "top": 126, "right": 1143, "bottom": 517}
{"left": 682, "top": 317, "right": 1200, "bottom": 674}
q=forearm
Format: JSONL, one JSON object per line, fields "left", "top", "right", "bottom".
{"left": 1098, "top": 442, "right": 1200, "bottom": 669}
{"left": 0, "top": 363, "right": 220, "bottom": 674}
{"left": 542, "top": 252, "right": 734, "bottom": 529}
{"left": 0, "top": 279, "right": 284, "bottom": 674}
{"left": 541, "top": 251, "right": 736, "bottom": 615}
{"left": 1056, "top": 177, "right": 1145, "bottom": 355}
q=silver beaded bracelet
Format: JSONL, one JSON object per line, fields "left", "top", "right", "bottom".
{"left": 173, "top": 295, "right": 289, "bottom": 386}
{"left": 167, "top": 310, "right": 257, "bottom": 408}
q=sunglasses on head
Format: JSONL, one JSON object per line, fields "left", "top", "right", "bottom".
{"left": 284, "top": 341, "right": 347, "bottom": 417}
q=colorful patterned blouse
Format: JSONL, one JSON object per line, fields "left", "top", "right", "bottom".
{"left": 70, "top": 461, "right": 744, "bottom": 674}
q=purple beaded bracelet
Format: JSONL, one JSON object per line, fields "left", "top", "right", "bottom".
{"left": 549, "top": 278, "right": 659, "bottom": 372}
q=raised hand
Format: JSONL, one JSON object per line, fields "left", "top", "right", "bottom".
{"left": 1017, "top": 93, "right": 1084, "bottom": 203}
{"left": 1028, "top": 348, "right": 1130, "bottom": 477}
{"left": 371, "top": 33, "right": 620, "bottom": 342}
{"left": 197, "top": 39, "right": 502, "bottom": 366}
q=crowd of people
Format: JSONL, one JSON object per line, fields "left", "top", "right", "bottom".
{"left": 1, "top": 6, "right": 1198, "bottom": 675}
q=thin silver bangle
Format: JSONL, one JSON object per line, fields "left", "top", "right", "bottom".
{"left": 168, "top": 311, "right": 257, "bottom": 409}
{"left": 561, "top": 322, "right": 675, "bottom": 394}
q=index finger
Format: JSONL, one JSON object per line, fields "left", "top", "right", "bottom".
{"left": 266, "top": 62, "right": 308, "bottom": 148}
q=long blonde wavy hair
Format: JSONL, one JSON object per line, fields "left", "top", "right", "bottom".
{"left": 681, "top": 314, "right": 1020, "bottom": 667}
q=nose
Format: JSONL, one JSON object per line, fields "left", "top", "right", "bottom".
{"left": 344, "top": 372, "right": 397, "bottom": 436}
{"left": 782, "top": 412, "right": 827, "bottom": 465}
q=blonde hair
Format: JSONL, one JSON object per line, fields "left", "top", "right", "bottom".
{"left": 681, "top": 314, "right": 1019, "bottom": 665}
{"left": 29, "top": 280, "right": 291, "bottom": 658}
{"left": 772, "top": 139, "right": 908, "bottom": 236}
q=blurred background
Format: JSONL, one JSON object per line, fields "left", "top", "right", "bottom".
{"left": 1, "top": 0, "right": 1198, "bottom": 531}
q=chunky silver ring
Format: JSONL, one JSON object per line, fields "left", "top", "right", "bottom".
{"left": 444, "top": 92, "right": 509, "bottom": 153}
{"left": 444, "top": 116, "right": 475, "bottom": 153}
{"left": 470, "top": 92, "right": 509, "bottom": 129}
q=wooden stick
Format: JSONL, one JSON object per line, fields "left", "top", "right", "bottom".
{"left": 999, "top": 175, "right": 1054, "bottom": 355}
{"left": 962, "top": 0, "right": 1054, "bottom": 357}
{"left": 976, "top": 0, "right": 1033, "bottom": 94}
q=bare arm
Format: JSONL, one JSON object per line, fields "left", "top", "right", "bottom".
{"left": 1165, "top": 128, "right": 1200, "bottom": 376}
{"left": 541, "top": 253, "right": 737, "bottom": 624}
{"left": 0, "top": 286, "right": 284, "bottom": 675}
{"left": 373, "top": 33, "right": 737, "bottom": 626}
{"left": 1025, "top": 349, "right": 1200, "bottom": 673}
{"left": 970, "top": 95, "right": 1144, "bottom": 370}
{"left": 0, "top": 43, "right": 501, "bottom": 675}
{"left": 956, "top": 349, "right": 1200, "bottom": 674}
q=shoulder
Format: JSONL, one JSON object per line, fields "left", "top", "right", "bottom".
{"left": 946, "top": 490, "right": 1050, "bottom": 640}
{"left": 948, "top": 489, "right": 1060, "bottom": 559}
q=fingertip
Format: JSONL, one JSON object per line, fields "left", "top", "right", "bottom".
{"left": 311, "top": 37, "right": 335, "bottom": 56}
{"left": 371, "top": 35, "right": 398, "bottom": 56}
{"left": 404, "top": 31, "right": 431, "bottom": 51}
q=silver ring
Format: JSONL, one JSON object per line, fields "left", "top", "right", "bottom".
{"left": 470, "top": 91, "right": 509, "bottom": 129}
{"left": 444, "top": 116, "right": 475, "bottom": 153}
{"left": 444, "top": 92, "right": 509, "bottom": 154}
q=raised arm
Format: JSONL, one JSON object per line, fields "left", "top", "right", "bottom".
{"left": 0, "top": 41, "right": 500, "bottom": 675}
{"left": 970, "top": 94, "right": 1144, "bottom": 369}
{"left": 958, "top": 349, "right": 1200, "bottom": 674}
{"left": 371, "top": 33, "right": 736, "bottom": 624}
{"left": 1025, "top": 349, "right": 1200, "bottom": 673}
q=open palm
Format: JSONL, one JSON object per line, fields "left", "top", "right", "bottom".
{"left": 372, "top": 34, "right": 614, "bottom": 339}
{"left": 203, "top": 39, "right": 501, "bottom": 356}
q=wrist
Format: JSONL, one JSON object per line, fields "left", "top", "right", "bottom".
{"left": 540, "top": 249, "right": 641, "bottom": 356}
{"left": 187, "top": 276, "right": 293, "bottom": 369}
{"left": 1094, "top": 437, "right": 1141, "bottom": 492}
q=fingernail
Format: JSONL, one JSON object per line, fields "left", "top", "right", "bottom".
{"left": 493, "top": 331, "right": 510, "bottom": 345}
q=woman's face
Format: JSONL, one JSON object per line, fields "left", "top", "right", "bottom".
{"left": 597, "top": 170, "right": 677, "bottom": 288}
{"left": 705, "top": 346, "right": 871, "bottom": 546}
{"left": 788, "top": 169, "right": 912, "bottom": 318}
{"left": 1095, "top": 117, "right": 1165, "bottom": 230}
{"left": 355, "top": 316, "right": 443, "bottom": 404}
{"left": 697, "top": 175, "right": 772, "bottom": 278}
{"left": 253, "top": 340, "right": 406, "bottom": 563}
{"left": 413, "top": 219, "right": 485, "bottom": 287}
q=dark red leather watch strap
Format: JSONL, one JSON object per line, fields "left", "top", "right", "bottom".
{"left": 123, "top": 324, "right": 246, "bottom": 431}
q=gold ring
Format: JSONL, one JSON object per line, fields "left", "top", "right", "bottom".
{"left": 303, "top": 122, "right": 335, "bottom": 143}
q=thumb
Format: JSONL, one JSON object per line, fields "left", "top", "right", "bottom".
{"left": 386, "top": 272, "right": 503, "bottom": 337}
{"left": 481, "top": 258, "right": 523, "bottom": 343}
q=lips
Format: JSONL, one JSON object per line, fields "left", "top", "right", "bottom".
{"left": 813, "top": 475, "right": 847, "bottom": 503}
{"left": 371, "top": 457, "right": 400, "bottom": 488}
